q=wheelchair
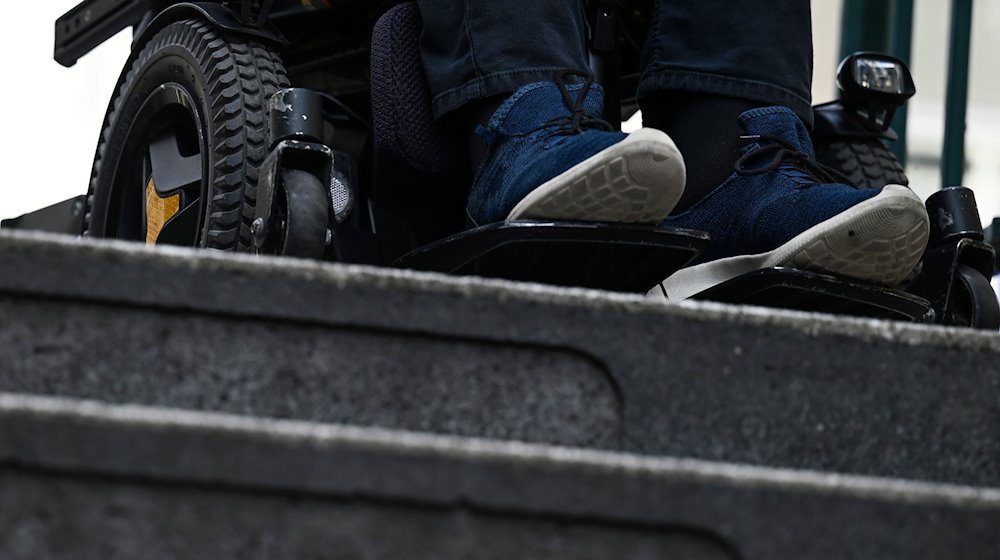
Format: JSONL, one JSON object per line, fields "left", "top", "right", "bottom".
{"left": 7, "top": 0, "right": 996, "bottom": 329}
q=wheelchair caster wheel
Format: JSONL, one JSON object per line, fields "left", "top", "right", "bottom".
{"left": 945, "top": 265, "right": 1000, "bottom": 330}
{"left": 277, "top": 170, "right": 329, "bottom": 259}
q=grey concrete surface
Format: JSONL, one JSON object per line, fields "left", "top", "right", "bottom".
{"left": 1, "top": 230, "right": 999, "bottom": 487}
{"left": 2, "top": 393, "right": 998, "bottom": 560}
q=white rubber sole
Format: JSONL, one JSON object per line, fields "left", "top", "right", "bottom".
{"left": 651, "top": 184, "right": 930, "bottom": 301}
{"left": 507, "top": 127, "right": 686, "bottom": 223}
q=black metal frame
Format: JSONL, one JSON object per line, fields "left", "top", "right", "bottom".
{"left": 55, "top": 0, "right": 158, "bottom": 67}
{"left": 0, "top": 196, "right": 87, "bottom": 236}
{"left": 914, "top": 187, "right": 999, "bottom": 327}
{"left": 55, "top": 0, "right": 320, "bottom": 69}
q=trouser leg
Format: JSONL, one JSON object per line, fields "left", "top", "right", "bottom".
{"left": 638, "top": 0, "right": 814, "bottom": 126}
{"left": 416, "top": 0, "right": 591, "bottom": 119}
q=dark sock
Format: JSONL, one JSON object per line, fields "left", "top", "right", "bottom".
{"left": 452, "top": 94, "right": 509, "bottom": 172}
{"left": 641, "top": 93, "right": 762, "bottom": 213}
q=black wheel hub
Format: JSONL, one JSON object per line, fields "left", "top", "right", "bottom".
{"left": 106, "top": 82, "right": 207, "bottom": 245}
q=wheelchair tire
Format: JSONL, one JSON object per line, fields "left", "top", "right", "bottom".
{"left": 814, "top": 139, "right": 908, "bottom": 189}
{"left": 85, "top": 18, "right": 288, "bottom": 250}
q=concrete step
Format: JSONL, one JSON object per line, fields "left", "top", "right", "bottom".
{"left": 2, "top": 392, "right": 997, "bottom": 560}
{"left": 2, "top": 230, "right": 999, "bottom": 487}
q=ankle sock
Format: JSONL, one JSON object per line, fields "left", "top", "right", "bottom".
{"left": 454, "top": 94, "right": 508, "bottom": 172}
{"left": 641, "top": 93, "right": 761, "bottom": 213}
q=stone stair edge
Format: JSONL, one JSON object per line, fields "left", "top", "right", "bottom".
{"left": 4, "top": 391, "right": 999, "bottom": 507}
{"left": 1, "top": 229, "right": 997, "bottom": 352}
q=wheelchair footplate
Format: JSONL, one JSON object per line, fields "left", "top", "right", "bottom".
{"left": 689, "top": 267, "right": 934, "bottom": 323}
{"left": 393, "top": 221, "right": 710, "bottom": 293}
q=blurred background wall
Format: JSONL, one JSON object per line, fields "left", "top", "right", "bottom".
{"left": 812, "top": 0, "right": 1000, "bottom": 228}
{"left": 2, "top": 1, "right": 999, "bottom": 225}
{"left": 0, "top": 1, "right": 131, "bottom": 221}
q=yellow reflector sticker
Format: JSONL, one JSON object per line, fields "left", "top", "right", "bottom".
{"left": 145, "top": 177, "right": 181, "bottom": 244}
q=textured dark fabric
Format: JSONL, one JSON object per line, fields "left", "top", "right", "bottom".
{"left": 638, "top": 0, "right": 814, "bottom": 126}
{"left": 642, "top": 92, "right": 760, "bottom": 213}
{"left": 416, "top": 0, "right": 590, "bottom": 119}
{"left": 415, "top": 0, "right": 814, "bottom": 126}
{"left": 661, "top": 107, "right": 879, "bottom": 264}
{"left": 458, "top": 95, "right": 507, "bottom": 173}
{"left": 370, "top": 2, "right": 446, "bottom": 174}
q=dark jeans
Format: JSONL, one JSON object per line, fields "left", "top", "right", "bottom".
{"left": 417, "top": 0, "right": 814, "bottom": 126}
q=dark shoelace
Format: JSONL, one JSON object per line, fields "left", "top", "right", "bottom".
{"left": 735, "top": 134, "right": 855, "bottom": 185}
{"left": 541, "top": 71, "right": 614, "bottom": 137}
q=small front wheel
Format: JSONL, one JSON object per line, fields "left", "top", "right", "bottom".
{"left": 277, "top": 170, "right": 329, "bottom": 259}
{"left": 945, "top": 265, "right": 1000, "bottom": 330}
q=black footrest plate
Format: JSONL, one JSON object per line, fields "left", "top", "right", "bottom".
{"left": 692, "top": 267, "right": 934, "bottom": 323}
{"left": 393, "top": 221, "right": 710, "bottom": 293}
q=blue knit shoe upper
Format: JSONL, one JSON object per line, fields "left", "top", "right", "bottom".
{"left": 662, "top": 106, "right": 881, "bottom": 264}
{"left": 468, "top": 77, "right": 688, "bottom": 225}
{"left": 466, "top": 78, "right": 625, "bottom": 225}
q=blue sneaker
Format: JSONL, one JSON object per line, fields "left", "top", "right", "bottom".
{"left": 467, "top": 76, "right": 685, "bottom": 226}
{"left": 655, "top": 106, "right": 929, "bottom": 300}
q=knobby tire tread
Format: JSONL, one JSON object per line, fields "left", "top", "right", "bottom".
{"left": 815, "top": 140, "right": 908, "bottom": 189}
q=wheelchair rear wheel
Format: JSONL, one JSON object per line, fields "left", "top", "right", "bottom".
{"left": 85, "top": 18, "right": 288, "bottom": 250}
{"left": 814, "top": 139, "right": 908, "bottom": 189}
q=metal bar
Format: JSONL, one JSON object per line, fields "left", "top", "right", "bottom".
{"left": 0, "top": 196, "right": 86, "bottom": 235}
{"left": 888, "top": 0, "right": 915, "bottom": 167}
{"left": 942, "top": 0, "right": 974, "bottom": 187}
{"left": 54, "top": 0, "right": 152, "bottom": 67}
{"left": 839, "top": 0, "right": 891, "bottom": 60}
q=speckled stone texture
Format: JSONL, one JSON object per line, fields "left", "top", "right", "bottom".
{"left": 2, "top": 394, "right": 998, "bottom": 560}
{"left": 1, "top": 230, "right": 999, "bottom": 487}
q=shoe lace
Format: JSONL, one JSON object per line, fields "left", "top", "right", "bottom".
{"left": 734, "top": 134, "right": 855, "bottom": 185}
{"left": 540, "top": 71, "right": 614, "bottom": 137}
